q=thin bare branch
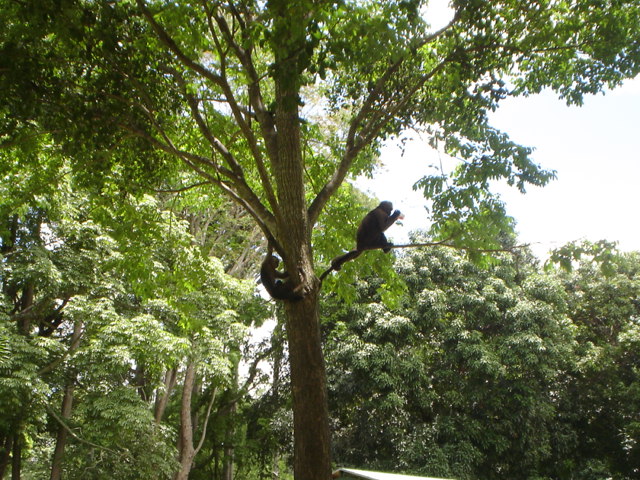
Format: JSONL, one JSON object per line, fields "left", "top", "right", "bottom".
{"left": 112, "top": 19, "right": 277, "bottom": 238}
{"left": 153, "top": 181, "right": 211, "bottom": 193}
{"left": 120, "top": 122, "right": 274, "bottom": 235}
{"left": 137, "top": 0, "right": 223, "bottom": 87}
{"left": 358, "top": 58, "right": 450, "bottom": 148}
{"left": 308, "top": 14, "right": 461, "bottom": 225}
{"left": 319, "top": 240, "right": 530, "bottom": 281}
{"left": 178, "top": 76, "right": 245, "bottom": 178}
{"left": 184, "top": 159, "right": 276, "bottom": 241}
{"left": 211, "top": 9, "right": 279, "bottom": 163}
{"left": 194, "top": 386, "right": 217, "bottom": 456}
{"left": 201, "top": 3, "right": 279, "bottom": 213}
{"left": 38, "top": 318, "right": 82, "bottom": 375}
{"left": 46, "top": 405, "right": 120, "bottom": 455}
{"left": 387, "top": 241, "right": 530, "bottom": 252}
{"left": 215, "top": 345, "right": 274, "bottom": 411}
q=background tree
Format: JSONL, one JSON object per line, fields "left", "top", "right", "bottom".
{"left": 3, "top": 0, "right": 640, "bottom": 477}
{"left": 324, "top": 240, "right": 575, "bottom": 479}
{"left": 544, "top": 249, "right": 640, "bottom": 478}
{"left": 0, "top": 128, "right": 270, "bottom": 478}
{"left": 324, "top": 239, "right": 640, "bottom": 479}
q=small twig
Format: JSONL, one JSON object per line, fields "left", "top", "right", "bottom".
{"left": 153, "top": 181, "right": 211, "bottom": 193}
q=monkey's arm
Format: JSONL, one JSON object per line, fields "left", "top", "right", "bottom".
{"left": 380, "top": 209, "right": 402, "bottom": 231}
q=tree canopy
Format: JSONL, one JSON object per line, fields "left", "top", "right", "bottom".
{"left": 2, "top": 0, "right": 640, "bottom": 478}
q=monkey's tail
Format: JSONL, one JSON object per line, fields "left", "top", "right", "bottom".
{"left": 319, "top": 250, "right": 361, "bottom": 281}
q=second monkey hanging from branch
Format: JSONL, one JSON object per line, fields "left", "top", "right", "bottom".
{"left": 260, "top": 244, "right": 306, "bottom": 301}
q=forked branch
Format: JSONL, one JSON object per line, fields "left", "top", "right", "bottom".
{"left": 137, "top": 0, "right": 224, "bottom": 87}
{"left": 308, "top": 13, "right": 461, "bottom": 225}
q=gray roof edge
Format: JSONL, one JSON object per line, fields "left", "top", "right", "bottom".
{"left": 334, "top": 468, "right": 454, "bottom": 480}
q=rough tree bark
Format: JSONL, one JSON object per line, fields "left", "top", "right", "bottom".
{"left": 174, "top": 361, "right": 196, "bottom": 480}
{"left": 284, "top": 295, "right": 331, "bottom": 478}
{"left": 49, "top": 384, "right": 74, "bottom": 480}
{"left": 271, "top": 55, "right": 332, "bottom": 478}
{"left": 154, "top": 368, "right": 177, "bottom": 424}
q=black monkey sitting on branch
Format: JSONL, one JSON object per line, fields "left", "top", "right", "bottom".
{"left": 321, "top": 201, "right": 404, "bottom": 280}
{"left": 356, "top": 200, "right": 404, "bottom": 253}
{"left": 260, "top": 244, "right": 305, "bottom": 301}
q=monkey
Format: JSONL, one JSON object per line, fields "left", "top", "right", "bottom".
{"left": 260, "top": 245, "right": 305, "bottom": 301}
{"left": 356, "top": 200, "right": 403, "bottom": 252}
{"left": 323, "top": 201, "right": 404, "bottom": 278}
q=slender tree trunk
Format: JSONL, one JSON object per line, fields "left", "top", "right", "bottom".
{"left": 155, "top": 368, "right": 177, "bottom": 423}
{"left": 221, "top": 400, "right": 236, "bottom": 480}
{"left": 49, "top": 384, "right": 74, "bottom": 480}
{"left": 0, "top": 435, "right": 13, "bottom": 479}
{"left": 50, "top": 320, "right": 82, "bottom": 480}
{"left": 221, "top": 362, "right": 239, "bottom": 480}
{"left": 11, "top": 279, "right": 35, "bottom": 480}
{"left": 174, "top": 361, "right": 196, "bottom": 480}
{"left": 11, "top": 433, "right": 22, "bottom": 480}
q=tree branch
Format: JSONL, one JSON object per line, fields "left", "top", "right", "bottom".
{"left": 357, "top": 57, "right": 451, "bottom": 148}
{"left": 211, "top": 7, "right": 279, "bottom": 165}
{"left": 153, "top": 181, "right": 211, "bottom": 193}
{"left": 38, "top": 319, "right": 83, "bottom": 376}
{"left": 308, "top": 14, "right": 461, "bottom": 226}
{"left": 137, "top": 0, "right": 224, "bottom": 87}
{"left": 193, "top": 386, "right": 217, "bottom": 457}
{"left": 200, "top": 4, "right": 280, "bottom": 214}
{"left": 173, "top": 70, "right": 245, "bottom": 179}
{"left": 178, "top": 155, "right": 276, "bottom": 238}
{"left": 319, "top": 240, "right": 530, "bottom": 281}
{"left": 386, "top": 241, "right": 530, "bottom": 253}
{"left": 121, "top": 123, "right": 276, "bottom": 235}
{"left": 46, "top": 405, "right": 120, "bottom": 455}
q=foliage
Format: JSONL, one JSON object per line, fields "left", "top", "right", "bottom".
{"left": 0, "top": 135, "right": 269, "bottom": 478}
{"left": 62, "top": 388, "right": 177, "bottom": 480}
{"left": 547, "top": 239, "right": 620, "bottom": 275}
{"left": 546, "top": 251, "right": 640, "bottom": 478}
{"left": 3, "top": 0, "right": 640, "bottom": 478}
{"left": 323, "top": 240, "right": 640, "bottom": 479}
{"left": 6, "top": 0, "right": 639, "bottom": 261}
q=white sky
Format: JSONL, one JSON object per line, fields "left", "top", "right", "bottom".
{"left": 357, "top": 2, "right": 640, "bottom": 259}
{"left": 358, "top": 77, "right": 640, "bottom": 258}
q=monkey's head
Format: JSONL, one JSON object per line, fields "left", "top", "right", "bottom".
{"left": 378, "top": 201, "right": 393, "bottom": 214}
{"left": 269, "top": 255, "right": 280, "bottom": 268}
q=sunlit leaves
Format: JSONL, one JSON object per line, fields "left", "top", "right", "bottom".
{"left": 67, "top": 387, "right": 178, "bottom": 479}
{"left": 547, "top": 239, "right": 619, "bottom": 275}
{"left": 324, "top": 245, "right": 580, "bottom": 477}
{"left": 323, "top": 243, "right": 640, "bottom": 477}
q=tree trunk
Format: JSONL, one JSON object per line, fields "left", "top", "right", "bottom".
{"left": 221, "top": 427, "right": 234, "bottom": 480}
{"left": 11, "top": 433, "right": 22, "bottom": 480}
{"left": 174, "top": 361, "right": 196, "bottom": 480}
{"left": 284, "top": 294, "right": 331, "bottom": 480}
{"left": 221, "top": 366, "right": 238, "bottom": 480}
{"left": 155, "top": 368, "right": 177, "bottom": 423}
{"left": 50, "top": 320, "right": 82, "bottom": 480}
{"left": 49, "top": 384, "right": 74, "bottom": 480}
{"left": 0, "top": 435, "right": 13, "bottom": 479}
{"left": 270, "top": 61, "right": 332, "bottom": 478}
